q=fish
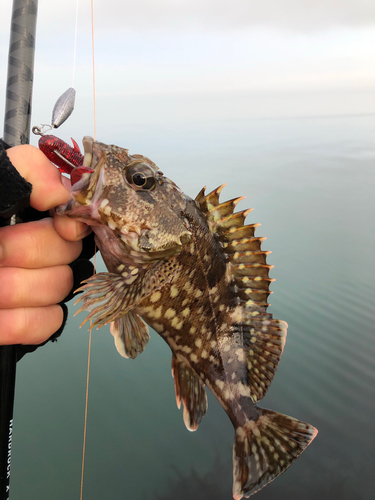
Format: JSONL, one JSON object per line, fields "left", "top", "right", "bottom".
{"left": 56, "top": 136, "right": 318, "bottom": 499}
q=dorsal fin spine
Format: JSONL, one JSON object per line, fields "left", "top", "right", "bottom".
{"left": 195, "top": 186, "right": 207, "bottom": 204}
{"left": 207, "top": 196, "right": 246, "bottom": 221}
{"left": 222, "top": 223, "right": 261, "bottom": 241}
{"left": 213, "top": 209, "right": 254, "bottom": 232}
{"left": 199, "top": 183, "right": 226, "bottom": 211}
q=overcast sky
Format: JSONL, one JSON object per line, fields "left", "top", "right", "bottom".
{"left": 16, "top": 0, "right": 375, "bottom": 32}
{"left": 0, "top": 0, "right": 374, "bottom": 141}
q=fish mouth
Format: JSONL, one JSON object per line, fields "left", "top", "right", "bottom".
{"left": 117, "top": 226, "right": 191, "bottom": 262}
{"left": 56, "top": 136, "right": 107, "bottom": 222}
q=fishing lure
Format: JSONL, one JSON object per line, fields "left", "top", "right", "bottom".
{"left": 32, "top": 88, "right": 93, "bottom": 183}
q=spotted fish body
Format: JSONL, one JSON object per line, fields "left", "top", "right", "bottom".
{"left": 56, "top": 137, "right": 317, "bottom": 498}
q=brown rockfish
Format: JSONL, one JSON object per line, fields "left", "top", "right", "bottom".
{"left": 57, "top": 136, "right": 317, "bottom": 498}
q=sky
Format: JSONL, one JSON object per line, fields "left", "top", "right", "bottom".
{"left": 0, "top": 0, "right": 374, "bottom": 142}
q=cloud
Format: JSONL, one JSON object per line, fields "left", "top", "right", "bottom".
{"left": 90, "top": 0, "right": 375, "bottom": 32}
{"left": 0, "top": 0, "right": 373, "bottom": 126}
{"left": 2, "top": 0, "right": 373, "bottom": 37}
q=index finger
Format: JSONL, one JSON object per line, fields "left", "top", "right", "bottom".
{"left": 6, "top": 145, "right": 70, "bottom": 211}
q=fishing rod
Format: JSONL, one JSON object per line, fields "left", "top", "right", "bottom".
{"left": 0, "top": 1, "right": 38, "bottom": 499}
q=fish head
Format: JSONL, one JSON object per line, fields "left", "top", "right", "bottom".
{"left": 57, "top": 136, "right": 192, "bottom": 262}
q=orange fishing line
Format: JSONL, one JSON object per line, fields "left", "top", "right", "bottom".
{"left": 81, "top": 2, "right": 97, "bottom": 496}
{"left": 80, "top": 245, "right": 96, "bottom": 500}
{"left": 80, "top": 327, "right": 91, "bottom": 500}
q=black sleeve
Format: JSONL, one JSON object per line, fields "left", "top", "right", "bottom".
{"left": 0, "top": 139, "right": 32, "bottom": 218}
{"left": 0, "top": 139, "right": 96, "bottom": 361}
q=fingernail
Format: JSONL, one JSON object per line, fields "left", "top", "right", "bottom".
{"left": 76, "top": 223, "right": 91, "bottom": 239}
{"left": 61, "top": 174, "right": 71, "bottom": 191}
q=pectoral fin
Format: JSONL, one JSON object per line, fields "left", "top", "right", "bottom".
{"left": 172, "top": 355, "right": 208, "bottom": 431}
{"left": 110, "top": 310, "right": 149, "bottom": 359}
{"left": 74, "top": 259, "right": 180, "bottom": 329}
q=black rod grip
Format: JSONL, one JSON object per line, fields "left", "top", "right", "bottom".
{"left": 0, "top": 346, "right": 17, "bottom": 500}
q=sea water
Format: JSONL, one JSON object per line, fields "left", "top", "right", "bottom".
{"left": 11, "top": 113, "right": 375, "bottom": 499}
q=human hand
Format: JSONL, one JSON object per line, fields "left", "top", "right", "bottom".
{"left": 0, "top": 145, "right": 91, "bottom": 346}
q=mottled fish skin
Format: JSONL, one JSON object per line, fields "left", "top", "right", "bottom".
{"left": 56, "top": 137, "right": 318, "bottom": 499}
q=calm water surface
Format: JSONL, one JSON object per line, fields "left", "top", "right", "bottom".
{"left": 11, "top": 114, "right": 375, "bottom": 499}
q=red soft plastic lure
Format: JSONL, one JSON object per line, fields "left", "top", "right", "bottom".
{"left": 38, "top": 134, "right": 94, "bottom": 185}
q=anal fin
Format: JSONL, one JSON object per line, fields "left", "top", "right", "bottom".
{"left": 171, "top": 355, "right": 208, "bottom": 431}
{"left": 110, "top": 310, "right": 149, "bottom": 359}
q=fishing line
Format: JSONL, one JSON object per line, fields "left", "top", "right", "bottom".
{"left": 80, "top": 2, "right": 97, "bottom": 498}
{"left": 80, "top": 243, "right": 96, "bottom": 500}
{"left": 80, "top": 329, "right": 91, "bottom": 500}
{"left": 91, "top": 0, "right": 97, "bottom": 140}
{"left": 72, "top": 0, "right": 80, "bottom": 88}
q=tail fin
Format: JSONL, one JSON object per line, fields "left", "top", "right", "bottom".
{"left": 232, "top": 407, "right": 317, "bottom": 499}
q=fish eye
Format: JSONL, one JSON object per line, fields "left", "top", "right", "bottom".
{"left": 125, "top": 164, "right": 156, "bottom": 190}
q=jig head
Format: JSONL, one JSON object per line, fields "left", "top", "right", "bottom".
{"left": 33, "top": 88, "right": 94, "bottom": 183}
